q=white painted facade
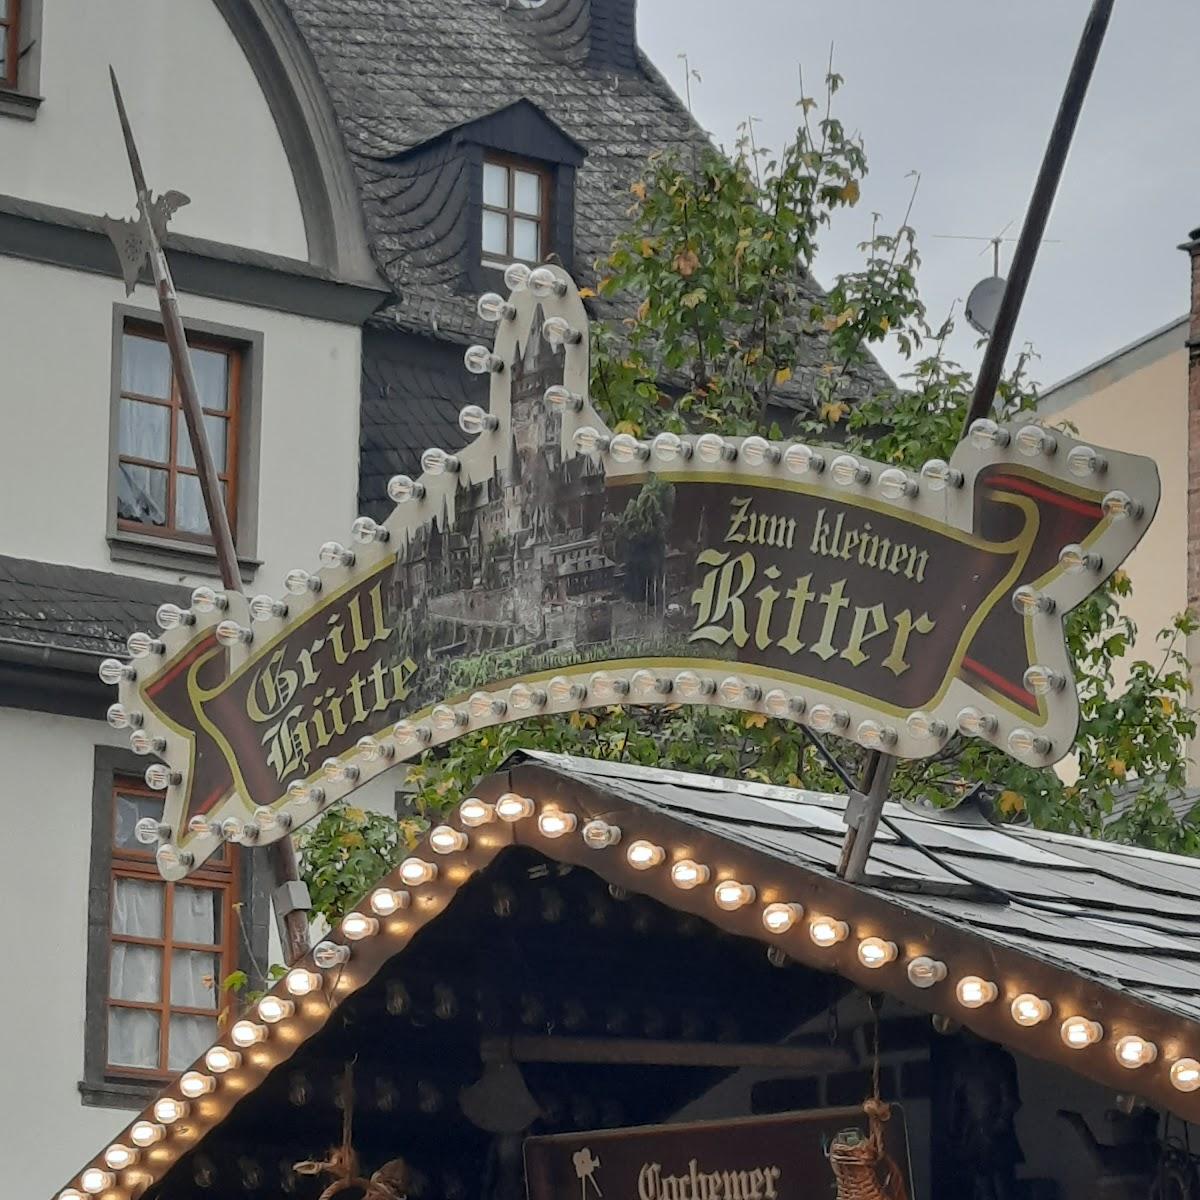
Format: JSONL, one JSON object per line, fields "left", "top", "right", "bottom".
{"left": 0, "top": 5, "right": 387, "bottom": 1197}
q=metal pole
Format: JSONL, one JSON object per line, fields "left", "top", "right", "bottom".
{"left": 962, "top": 0, "right": 1115, "bottom": 433}
{"left": 110, "top": 71, "right": 310, "bottom": 966}
{"left": 837, "top": 751, "right": 897, "bottom": 883}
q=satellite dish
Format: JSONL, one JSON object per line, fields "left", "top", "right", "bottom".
{"left": 965, "top": 275, "right": 1007, "bottom": 337}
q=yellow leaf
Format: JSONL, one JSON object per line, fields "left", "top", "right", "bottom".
{"left": 840, "top": 179, "right": 861, "bottom": 205}
{"left": 630, "top": 180, "right": 647, "bottom": 200}
{"left": 1108, "top": 757, "right": 1127, "bottom": 779}
{"left": 636, "top": 298, "right": 650, "bottom": 322}
{"left": 673, "top": 248, "right": 700, "bottom": 277}
{"left": 786, "top": 773, "right": 803, "bottom": 789}
{"left": 339, "top": 831, "right": 364, "bottom": 849}
{"left": 819, "top": 399, "right": 850, "bottom": 424}
{"left": 878, "top": 316, "right": 890, "bottom": 333}
{"left": 577, "top": 286, "right": 596, "bottom": 299}
{"left": 1160, "top": 695, "right": 1176, "bottom": 716}
{"left": 998, "top": 789, "right": 1025, "bottom": 815}
{"left": 344, "top": 807, "right": 366, "bottom": 824}
{"left": 614, "top": 419, "right": 641, "bottom": 435}
{"left": 1112, "top": 568, "right": 1129, "bottom": 587}
{"left": 680, "top": 288, "right": 707, "bottom": 309}
{"left": 640, "top": 237, "right": 656, "bottom": 257}
{"left": 774, "top": 366, "right": 793, "bottom": 386}
{"left": 742, "top": 712, "right": 768, "bottom": 729}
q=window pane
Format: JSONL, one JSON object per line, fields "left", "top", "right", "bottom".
{"left": 177, "top": 413, "right": 229, "bottom": 471}
{"left": 514, "top": 170, "right": 542, "bottom": 215}
{"left": 482, "top": 210, "right": 508, "bottom": 257}
{"left": 110, "top": 944, "right": 163, "bottom": 1003}
{"left": 118, "top": 398, "right": 170, "bottom": 462}
{"left": 113, "top": 877, "right": 165, "bottom": 938}
{"left": 513, "top": 218, "right": 540, "bottom": 263}
{"left": 114, "top": 792, "right": 164, "bottom": 851}
{"left": 190, "top": 348, "right": 230, "bottom": 411}
{"left": 121, "top": 335, "right": 171, "bottom": 400}
{"left": 116, "top": 463, "right": 168, "bottom": 527}
{"left": 483, "top": 161, "right": 508, "bottom": 208}
{"left": 174, "top": 475, "right": 229, "bottom": 537}
{"left": 108, "top": 1008, "right": 160, "bottom": 1070}
{"left": 168, "top": 1014, "right": 217, "bottom": 1072}
{"left": 173, "top": 886, "right": 221, "bottom": 945}
{"left": 171, "top": 950, "right": 219, "bottom": 1009}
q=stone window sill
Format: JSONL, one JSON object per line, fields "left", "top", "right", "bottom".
{"left": 0, "top": 89, "right": 42, "bottom": 121}
{"left": 108, "top": 531, "right": 261, "bottom": 583}
{"left": 78, "top": 1077, "right": 158, "bottom": 1111}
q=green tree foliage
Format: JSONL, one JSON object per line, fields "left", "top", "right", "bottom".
{"left": 298, "top": 68, "right": 1197, "bottom": 924}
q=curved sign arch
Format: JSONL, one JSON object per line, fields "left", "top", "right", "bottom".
{"left": 107, "top": 264, "right": 1159, "bottom": 877}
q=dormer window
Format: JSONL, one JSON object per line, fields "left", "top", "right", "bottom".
{"left": 482, "top": 154, "right": 550, "bottom": 268}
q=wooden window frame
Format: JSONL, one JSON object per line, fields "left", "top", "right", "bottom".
{"left": 104, "top": 777, "right": 239, "bottom": 1085}
{"left": 0, "top": 0, "right": 19, "bottom": 89}
{"left": 116, "top": 321, "right": 242, "bottom": 549}
{"left": 481, "top": 152, "right": 552, "bottom": 268}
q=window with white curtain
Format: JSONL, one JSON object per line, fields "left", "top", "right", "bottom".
{"left": 105, "top": 780, "right": 237, "bottom": 1079}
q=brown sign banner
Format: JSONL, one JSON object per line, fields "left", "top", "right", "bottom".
{"left": 113, "top": 264, "right": 1159, "bottom": 877}
{"left": 524, "top": 1109, "right": 911, "bottom": 1200}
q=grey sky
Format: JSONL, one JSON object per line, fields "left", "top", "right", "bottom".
{"left": 638, "top": 0, "right": 1197, "bottom": 392}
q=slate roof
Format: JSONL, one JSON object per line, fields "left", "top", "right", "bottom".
{"left": 0, "top": 554, "right": 187, "bottom": 663}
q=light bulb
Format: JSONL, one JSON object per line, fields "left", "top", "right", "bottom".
{"left": 98, "top": 658, "right": 136, "bottom": 685}
{"left": 155, "top": 844, "right": 193, "bottom": 872}
{"left": 477, "top": 292, "right": 515, "bottom": 322}
{"left": 286, "top": 780, "right": 325, "bottom": 808}
{"left": 906, "top": 956, "right": 947, "bottom": 988}
{"left": 459, "top": 404, "right": 499, "bottom": 435}
{"left": 714, "top": 880, "right": 756, "bottom": 911}
{"left": 257, "top": 995, "right": 294, "bottom": 1024}
{"left": 528, "top": 266, "right": 566, "bottom": 298}
{"left": 719, "top": 675, "right": 761, "bottom": 704}
{"left": 187, "top": 815, "right": 218, "bottom": 838}
{"left": 609, "top": 432, "right": 650, "bottom": 463}
{"left": 221, "top": 817, "right": 258, "bottom": 845}
{"left": 581, "top": 819, "right": 621, "bottom": 848}
{"left": 808, "top": 704, "right": 849, "bottom": 733}
{"left": 857, "top": 937, "right": 898, "bottom": 968}
{"left": 1115, "top": 1035, "right": 1157, "bottom": 1068}
{"left": 495, "top": 793, "right": 534, "bottom": 821}
{"left": 80, "top": 1169, "right": 115, "bottom": 1194}
{"left": 674, "top": 670, "right": 714, "bottom": 699}
{"left": 431, "top": 704, "right": 467, "bottom": 731}
{"left": 967, "top": 418, "right": 1010, "bottom": 450}
{"left": 459, "top": 798, "right": 495, "bottom": 826}
{"left": 543, "top": 315, "right": 582, "bottom": 347}
{"left": 1060, "top": 1016, "right": 1103, "bottom": 1048}
{"left": 1014, "top": 424, "right": 1057, "bottom": 457}
{"left": 1058, "top": 543, "right": 1103, "bottom": 574}
{"left": 670, "top": 860, "right": 710, "bottom": 889}
{"left": 626, "top": 840, "right": 665, "bottom": 869}
{"left": 230, "top": 1020, "right": 267, "bottom": 1048}
{"left": 145, "top": 764, "right": 181, "bottom": 790}
{"left": 651, "top": 431, "right": 691, "bottom": 462}
{"left": 464, "top": 345, "right": 503, "bottom": 374}
{"left": 503, "top": 262, "right": 531, "bottom": 291}
{"left": 1012, "top": 585, "right": 1055, "bottom": 616}
{"left": 284, "top": 568, "right": 321, "bottom": 595}
{"left": 153, "top": 1096, "right": 189, "bottom": 1123}
{"left": 249, "top": 594, "right": 288, "bottom": 622}
{"left": 59, "top": 1190, "right": 86, "bottom": 1200}
{"left": 1008, "top": 728, "right": 1053, "bottom": 758}
{"left": 1102, "top": 490, "right": 1144, "bottom": 520}
{"left": 1011, "top": 993, "right": 1051, "bottom": 1026}
{"left": 877, "top": 468, "right": 917, "bottom": 499}
{"left": 762, "top": 902, "right": 803, "bottom": 933}
{"left": 1171, "top": 1059, "right": 1200, "bottom": 1092}
{"left": 1067, "top": 445, "right": 1106, "bottom": 477}
{"left": 536, "top": 809, "right": 577, "bottom": 838}
{"left": 573, "top": 426, "right": 610, "bottom": 456}
{"left": 857, "top": 720, "right": 897, "bottom": 750}
{"left": 355, "top": 735, "right": 394, "bottom": 763}
{"left": 190, "top": 586, "right": 228, "bottom": 613}
{"left": 549, "top": 675, "right": 586, "bottom": 703}
{"left": 696, "top": 433, "right": 735, "bottom": 463}
{"left": 130, "top": 1120, "right": 164, "bottom": 1147}
{"left": 285, "top": 968, "right": 322, "bottom": 996}
{"left": 783, "top": 443, "right": 824, "bottom": 475}
{"left": 126, "top": 631, "right": 165, "bottom": 658}
{"left": 589, "top": 670, "right": 629, "bottom": 700}
{"left": 809, "top": 916, "right": 848, "bottom": 947}
{"left": 830, "top": 454, "right": 870, "bottom": 486}
{"left": 955, "top": 976, "right": 998, "bottom": 1008}
{"left": 312, "top": 941, "right": 351, "bottom": 969}
{"left": 318, "top": 541, "right": 356, "bottom": 568}
{"left": 370, "top": 887, "right": 409, "bottom": 916}
{"left": 107, "top": 702, "right": 143, "bottom": 730}
{"left": 906, "top": 711, "right": 948, "bottom": 742}
{"left": 215, "top": 619, "right": 253, "bottom": 647}
{"left": 508, "top": 683, "right": 546, "bottom": 710}
{"left": 739, "top": 436, "right": 779, "bottom": 467}
{"left": 399, "top": 857, "right": 437, "bottom": 885}
{"left": 630, "top": 669, "right": 670, "bottom": 698}
{"left": 205, "top": 1046, "right": 241, "bottom": 1073}
{"left": 130, "top": 730, "right": 166, "bottom": 756}
{"left": 1023, "top": 664, "right": 1066, "bottom": 695}
{"left": 351, "top": 515, "right": 390, "bottom": 544}
{"left": 104, "top": 1144, "right": 138, "bottom": 1170}
{"left": 387, "top": 474, "right": 425, "bottom": 503}
{"left": 544, "top": 384, "right": 584, "bottom": 412}
{"left": 920, "top": 459, "right": 963, "bottom": 491}
{"left": 179, "top": 1070, "right": 215, "bottom": 1098}
{"left": 394, "top": 720, "right": 432, "bottom": 747}
{"left": 764, "top": 688, "right": 804, "bottom": 718}
{"left": 135, "top": 817, "right": 167, "bottom": 845}
{"left": 956, "top": 707, "right": 997, "bottom": 737}
{"left": 429, "top": 824, "right": 469, "bottom": 852}
{"left": 341, "top": 912, "right": 379, "bottom": 941}
{"left": 155, "top": 603, "right": 195, "bottom": 630}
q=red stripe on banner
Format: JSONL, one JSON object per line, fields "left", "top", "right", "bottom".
{"left": 962, "top": 654, "right": 1038, "bottom": 707}
{"left": 988, "top": 473, "right": 1102, "bottom": 519}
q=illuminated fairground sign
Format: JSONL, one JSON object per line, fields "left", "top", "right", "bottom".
{"left": 103, "top": 264, "right": 1159, "bottom": 877}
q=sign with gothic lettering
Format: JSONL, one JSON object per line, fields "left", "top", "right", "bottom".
{"left": 523, "top": 1108, "right": 911, "bottom": 1200}
{"left": 109, "top": 263, "right": 1159, "bottom": 877}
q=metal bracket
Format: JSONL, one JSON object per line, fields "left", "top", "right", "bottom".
{"left": 273, "top": 879, "right": 312, "bottom": 918}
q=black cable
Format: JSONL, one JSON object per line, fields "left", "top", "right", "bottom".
{"left": 800, "top": 726, "right": 857, "bottom": 792}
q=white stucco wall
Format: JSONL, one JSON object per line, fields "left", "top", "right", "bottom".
{"left": 0, "top": 0, "right": 308, "bottom": 259}
{"left": 0, "top": 257, "right": 362, "bottom": 594}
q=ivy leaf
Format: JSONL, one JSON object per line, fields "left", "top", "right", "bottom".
{"left": 774, "top": 366, "right": 793, "bottom": 386}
